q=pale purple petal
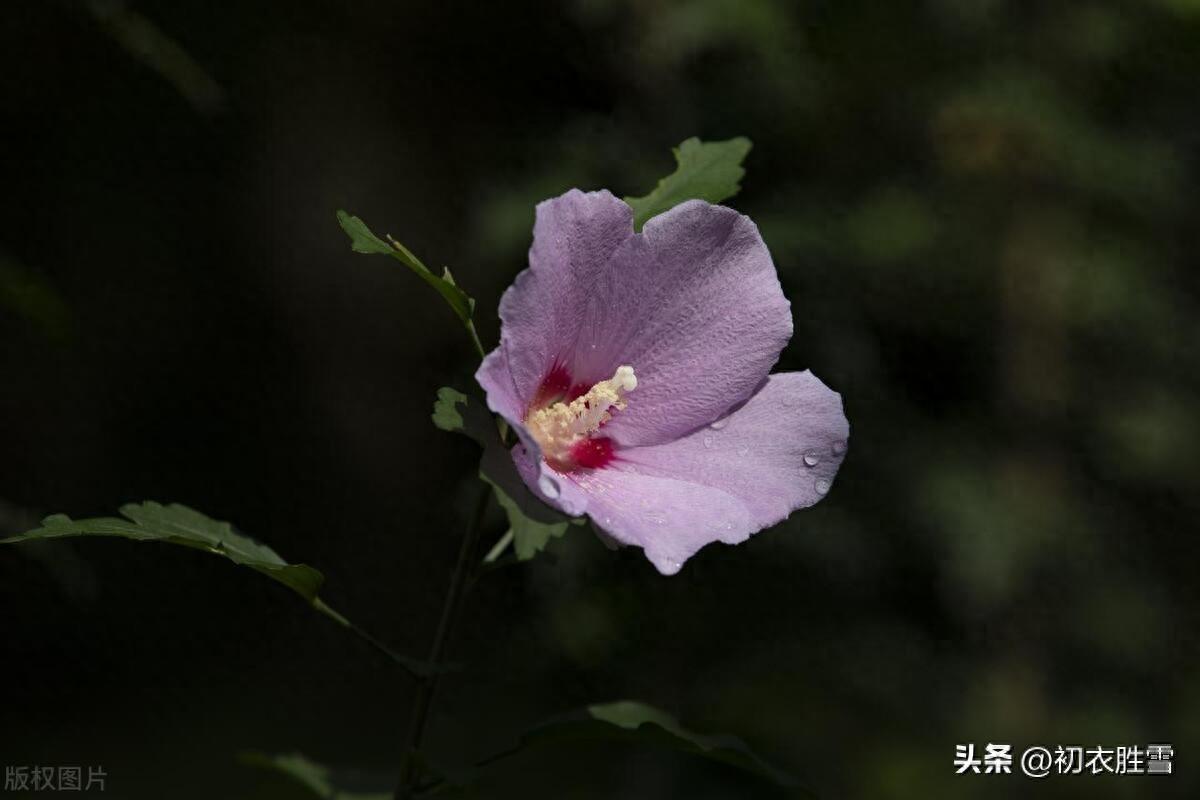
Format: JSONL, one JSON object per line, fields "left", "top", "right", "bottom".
{"left": 497, "top": 189, "right": 635, "bottom": 409}
{"left": 570, "top": 371, "right": 848, "bottom": 574}
{"left": 577, "top": 200, "right": 793, "bottom": 446}
{"left": 511, "top": 434, "right": 590, "bottom": 518}
{"left": 476, "top": 346, "right": 523, "bottom": 422}
{"left": 476, "top": 189, "right": 845, "bottom": 574}
{"left": 477, "top": 346, "right": 589, "bottom": 517}
{"left": 491, "top": 192, "right": 790, "bottom": 448}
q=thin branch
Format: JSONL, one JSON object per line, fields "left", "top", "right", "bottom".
{"left": 394, "top": 486, "right": 492, "bottom": 798}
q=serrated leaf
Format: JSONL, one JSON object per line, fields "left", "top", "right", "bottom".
{"left": 336, "top": 210, "right": 475, "bottom": 326}
{"left": 433, "top": 388, "right": 573, "bottom": 560}
{"left": 624, "top": 137, "right": 753, "bottom": 231}
{"left": 489, "top": 482, "right": 571, "bottom": 560}
{"left": 483, "top": 700, "right": 800, "bottom": 791}
{"left": 3, "top": 502, "right": 325, "bottom": 601}
{"left": 431, "top": 387, "right": 469, "bottom": 432}
{"left": 240, "top": 752, "right": 392, "bottom": 800}
{"left": 2, "top": 502, "right": 440, "bottom": 678}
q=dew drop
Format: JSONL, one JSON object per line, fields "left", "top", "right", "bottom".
{"left": 815, "top": 478, "right": 831, "bottom": 496}
{"left": 710, "top": 418, "right": 728, "bottom": 430}
{"left": 831, "top": 440, "right": 846, "bottom": 455}
{"left": 538, "top": 474, "right": 560, "bottom": 499}
{"left": 803, "top": 449, "right": 820, "bottom": 467}
{"left": 702, "top": 435, "right": 714, "bottom": 449}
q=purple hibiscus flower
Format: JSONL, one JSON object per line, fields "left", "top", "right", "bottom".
{"left": 476, "top": 189, "right": 849, "bottom": 574}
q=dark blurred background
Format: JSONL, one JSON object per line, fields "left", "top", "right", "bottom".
{"left": 2, "top": 1, "right": 1198, "bottom": 798}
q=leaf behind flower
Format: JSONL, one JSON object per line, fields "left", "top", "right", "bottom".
{"left": 625, "top": 137, "right": 753, "bottom": 230}
{"left": 433, "top": 388, "right": 577, "bottom": 560}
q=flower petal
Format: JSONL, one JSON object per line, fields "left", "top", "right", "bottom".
{"left": 512, "top": 434, "right": 590, "bottom": 518}
{"left": 476, "top": 345, "right": 524, "bottom": 421}
{"left": 477, "top": 346, "right": 590, "bottom": 518}
{"left": 497, "top": 189, "right": 636, "bottom": 410}
{"left": 582, "top": 200, "right": 793, "bottom": 446}
{"left": 572, "top": 371, "right": 848, "bottom": 574}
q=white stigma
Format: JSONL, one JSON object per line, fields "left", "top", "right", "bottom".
{"left": 527, "top": 365, "right": 637, "bottom": 466}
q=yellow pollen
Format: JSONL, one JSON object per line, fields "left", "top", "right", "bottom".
{"left": 527, "top": 366, "right": 637, "bottom": 465}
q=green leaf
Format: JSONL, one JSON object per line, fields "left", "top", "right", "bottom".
{"left": 624, "top": 137, "right": 753, "bottom": 231}
{"left": 2, "top": 502, "right": 440, "bottom": 678}
{"left": 482, "top": 700, "right": 800, "bottom": 790}
{"left": 490, "top": 482, "right": 572, "bottom": 560}
{"left": 336, "top": 210, "right": 475, "bottom": 327}
{"left": 433, "top": 388, "right": 575, "bottom": 560}
{"left": 240, "top": 752, "right": 392, "bottom": 800}
{"left": 431, "top": 387, "right": 470, "bottom": 432}
{"left": 0, "top": 253, "right": 71, "bottom": 340}
{"left": 3, "top": 502, "right": 324, "bottom": 601}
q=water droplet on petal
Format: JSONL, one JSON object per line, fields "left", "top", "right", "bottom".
{"left": 538, "top": 474, "right": 560, "bottom": 499}
{"left": 803, "top": 450, "right": 820, "bottom": 467}
{"left": 702, "top": 435, "right": 714, "bottom": 449}
{"left": 710, "top": 418, "right": 728, "bottom": 430}
{"left": 832, "top": 440, "right": 846, "bottom": 455}
{"left": 815, "top": 478, "right": 831, "bottom": 496}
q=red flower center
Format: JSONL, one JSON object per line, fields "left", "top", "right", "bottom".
{"left": 524, "top": 363, "right": 635, "bottom": 472}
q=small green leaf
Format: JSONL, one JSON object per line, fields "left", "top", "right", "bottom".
{"left": 624, "top": 137, "right": 753, "bottom": 231}
{"left": 240, "top": 752, "right": 392, "bottom": 800}
{"left": 336, "top": 210, "right": 475, "bottom": 326}
{"left": 433, "top": 388, "right": 573, "bottom": 560}
{"left": 432, "top": 387, "right": 469, "bottom": 432}
{"left": 3, "top": 502, "right": 324, "bottom": 601}
{"left": 483, "top": 700, "right": 800, "bottom": 790}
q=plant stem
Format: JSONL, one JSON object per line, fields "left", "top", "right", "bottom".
{"left": 313, "top": 599, "right": 439, "bottom": 680}
{"left": 481, "top": 529, "right": 514, "bottom": 563}
{"left": 465, "top": 320, "right": 486, "bottom": 361}
{"left": 394, "top": 485, "right": 491, "bottom": 799}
